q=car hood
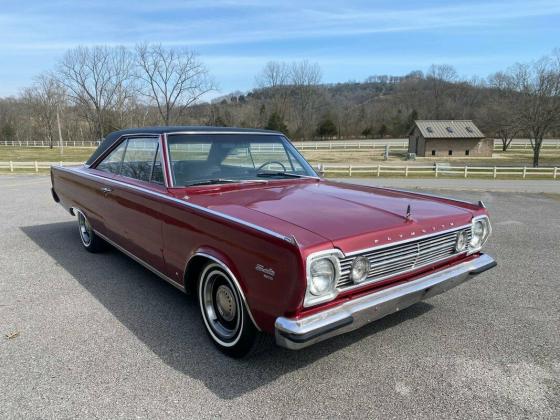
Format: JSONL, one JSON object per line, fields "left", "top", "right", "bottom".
{"left": 182, "top": 180, "right": 476, "bottom": 253}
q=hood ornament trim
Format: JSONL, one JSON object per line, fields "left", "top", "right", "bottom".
{"left": 405, "top": 204, "right": 413, "bottom": 222}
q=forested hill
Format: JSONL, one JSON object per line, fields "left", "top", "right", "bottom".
{"left": 193, "top": 72, "right": 505, "bottom": 140}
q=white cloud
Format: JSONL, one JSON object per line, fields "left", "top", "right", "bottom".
{"left": 1, "top": 0, "right": 559, "bottom": 51}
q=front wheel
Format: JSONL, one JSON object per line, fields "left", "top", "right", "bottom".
{"left": 76, "top": 210, "right": 105, "bottom": 253}
{"left": 198, "top": 263, "right": 257, "bottom": 358}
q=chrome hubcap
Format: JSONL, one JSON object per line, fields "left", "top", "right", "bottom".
{"left": 78, "top": 212, "right": 92, "bottom": 246}
{"left": 201, "top": 269, "right": 241, "bottom": 342}
{"left": 215, "top": 285, "right": 237, "bottom": 322}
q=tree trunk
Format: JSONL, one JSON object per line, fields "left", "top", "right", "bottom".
{"left": 532, "top": 138, "right": 542, "bottom": 167}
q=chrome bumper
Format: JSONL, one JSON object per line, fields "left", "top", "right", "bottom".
{"left": 275, "top": 254, "right": 496, "bottom": 350}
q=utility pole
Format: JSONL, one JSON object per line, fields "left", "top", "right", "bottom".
{"left": 56, "top": 104, "right": 63, "bottom": 156}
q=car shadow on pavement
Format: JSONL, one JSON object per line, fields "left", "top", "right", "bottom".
{"left": 22, "top": 221, "right": 434, "bottom": 400}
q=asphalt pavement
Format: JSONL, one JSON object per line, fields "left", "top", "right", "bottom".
{"left": 1, "top": 175, "right": 558, "bottom": 418}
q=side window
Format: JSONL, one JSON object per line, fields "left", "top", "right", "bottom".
{"left": 150, "top": 145, "right": 164, "bottom": 184}
{"left": 120, "top": 138, "right": 159, "bottom": 182}
{"left": 96, "top": 141, "right": 127, "bottom": 174}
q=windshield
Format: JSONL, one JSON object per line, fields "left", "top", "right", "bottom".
{"left": 166, "top": 133, "right": 318, "bottom": 187}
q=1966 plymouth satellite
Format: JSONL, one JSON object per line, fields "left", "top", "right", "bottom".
{"left": 50, "top": 127, "right": 496, "bottom": 357}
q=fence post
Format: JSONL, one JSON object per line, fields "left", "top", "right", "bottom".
{"left": 523, "top": 166, "right": 527, "bottom": 179}
{"left": 60, "top": 161, "right": 63, "bottom": 167}
{"left": 377, "top": 164, "right": 380, "bottom": 177}
{"left": 435, "top": 165, "right": 439, "bottom": 178}
{"left": 348, "top": 165, "right": 352, "bottom": 176}
{"left": 493, "top": 166, "right": 497, "bottom": 179}
{"left": 554, "top": 167, "right": 558, "bottom": 180}
{"left": 464, "top": 165, "right": 468, "bottom": 178}
{"left": 405, "top": 165, "right": 409, "bottom": 177}
{"left": 9, "top": 161, "right": 13, "bottom": 172}
{"left": 34, "top": 161, "right": 38, "bottom": 172}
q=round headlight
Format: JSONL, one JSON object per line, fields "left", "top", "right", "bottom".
{"left": 456, "top": 230, "right": 469, "bottom": 252}
{"left": 309, "top": 258, "right": 335, "bottom": 296}
{"left": 470, "top": 220, "right": 486, "bottom": 249}
{"left": 351, "top": 256, "right": 369, "bottom": 283}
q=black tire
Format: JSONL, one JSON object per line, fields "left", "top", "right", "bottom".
{"left": 198, "top": 262, "right": 258, "bottom": 358}
{"left": 76, "top": 210, "right": 105, "bottom": 253}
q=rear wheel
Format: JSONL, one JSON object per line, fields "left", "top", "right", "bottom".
{"left": 76, "top": 210, "right": 105, "bottom": 253}
{"left": 198, "top": 262, "right": 257, "bottom": 358}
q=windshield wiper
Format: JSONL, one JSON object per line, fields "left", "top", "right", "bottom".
{"left": 256, "top": 172, "right": 303, "bottom": 178}
{"left": 184, "top": 178, "right": 240, "bottom": 187}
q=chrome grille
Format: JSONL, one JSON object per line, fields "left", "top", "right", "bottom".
{"left": 337, "top": 227, "right": 471, "bottom": 289}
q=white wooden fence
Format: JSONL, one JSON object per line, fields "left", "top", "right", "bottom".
{"left": 1, "top": 160, "right": 558, "bottom": 180}
{"left": 3, "top": 138, "right": 560, "bottom": 150}
{"left": 0, "top": 161, "right": 83, "bottom": 172}
{"left": 293, "top": 139, "right": 560, "bottom": 152}
{"left": 318, "top": 164, "right": 559, "bottom": 179}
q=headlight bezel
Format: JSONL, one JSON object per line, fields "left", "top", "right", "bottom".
{"left": 468, "top": 215, "right": 492, "bottom": 254}
{"left": 304, "top": 250, "right": 342, "bottom": 307}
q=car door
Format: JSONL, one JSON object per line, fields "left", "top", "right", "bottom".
{"left": 95, "top": 135, "right": 167, "bottom": 272}
{"left": 85, "top": 139, "right": 128, "bottom": 237}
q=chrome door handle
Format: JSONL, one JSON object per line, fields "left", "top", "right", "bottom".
{"left": 100, "top": 186, "right": 113, "bottom": 194}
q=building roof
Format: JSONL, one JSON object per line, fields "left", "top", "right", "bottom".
{"left": 86, "top": 126, "right": 282, "bottom": 165}
{"left": 412, "top": 120, "right": 485, "bottom": 139}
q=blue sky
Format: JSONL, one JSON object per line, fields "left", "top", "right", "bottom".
{"left": 1, "top": 0, "right": 559, "bottom": 98}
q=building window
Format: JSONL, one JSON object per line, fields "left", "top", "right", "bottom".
{"left": 465, "top": 150, "right": 470, "bottom": 156}
{"left": 465, "top": 126, "right": 473, "bottom": 133}
{"left": 446, "top": 127, "right": 454, "bottom": 133}
{"left": 448, "top": 150, "right": 453, "bottom": 156}
{"left": 431, "top": 150, "right": 436, "bottom": 156}
{"left": 427, "top": 126, "right": 433, "bottom": 133}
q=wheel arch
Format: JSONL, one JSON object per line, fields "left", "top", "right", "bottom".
{"left": 184, "top": 250, "right": 261, "bottom": 331}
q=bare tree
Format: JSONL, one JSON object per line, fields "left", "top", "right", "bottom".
{"left": 502, "top": 57, "right": 560, "bottom": 166}
{"left": 56, "top": 46, "right": 135, "bottom": 139}
{"left": 289, "top": 60, "right": 322, "bottom": 139}
{"left": 256, "top": 61, "right": 291, "bottom": 118}
{"left": 426, "top": 64, "right": 458, "bottom": 118}
{"left": 256, "top": 61, "right": 290, "bottom": 88}
{"left": 484, "top": 72, "right": 521, "bottom": 151}
{"left": 135, "top": 44, "right": 215, "bottom": 125}
{"left": 21, "top": 74, "right": 65, "bottom": 148}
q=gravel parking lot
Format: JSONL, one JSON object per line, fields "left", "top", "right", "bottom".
{"left": 1, "top": 176, "right": 559, "bottom": 418}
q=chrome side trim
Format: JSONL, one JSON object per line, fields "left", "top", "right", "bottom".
{"left": 53, "top": 166, "right": 292, "bottom": 242}
{"left": 162, "top": 133, "right": 174, "bottom": 187}
{"left": 94, "top": 229, "right": 186, "bottom": 293}
{"left": 275, "top": 253, "right": 497, "bottom": 350}
{"left": 158, "top": 134, "right": 170, "bottom": 188}
{"left": 189, "top": 252, "right": 261, "bottom": 331}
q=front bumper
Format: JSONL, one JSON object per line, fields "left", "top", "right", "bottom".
{"left": 275, "top": 253, "right": 496, "bottom": 350}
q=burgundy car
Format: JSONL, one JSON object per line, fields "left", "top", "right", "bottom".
{"left": 50, "top": 127, "right": 496, "bottom": 357}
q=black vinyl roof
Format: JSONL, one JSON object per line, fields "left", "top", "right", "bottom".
{"left": 86, "top": 126, "right": 282, "bottom": 166}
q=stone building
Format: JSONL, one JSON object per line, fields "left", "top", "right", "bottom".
{"left": 408, "top": 120, "right": 492, "bottom": 157}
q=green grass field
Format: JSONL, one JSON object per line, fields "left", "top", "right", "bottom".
{"left": 0, "top": 146, "right": 92, "bottom": 162}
